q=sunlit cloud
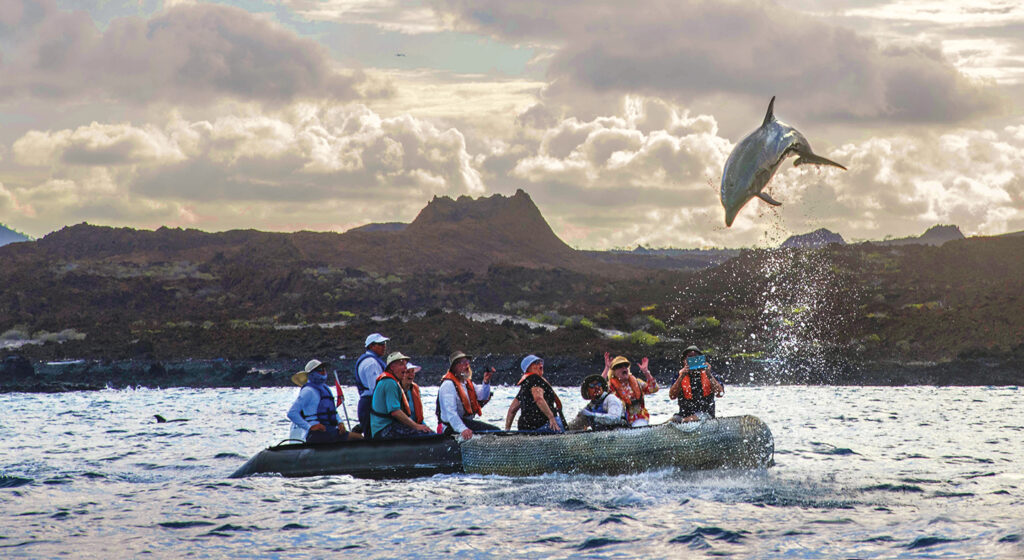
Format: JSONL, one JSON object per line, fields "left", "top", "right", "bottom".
{"left": 282, "top": 0, "right": 444, "bottom": 34}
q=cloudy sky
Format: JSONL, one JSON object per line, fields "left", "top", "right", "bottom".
{"left": 1, "top": 0, "right": 1023, "bottom": 248}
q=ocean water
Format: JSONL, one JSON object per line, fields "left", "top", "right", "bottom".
{"left": 1, "top": 384, "right": 1021, "bottom": 559}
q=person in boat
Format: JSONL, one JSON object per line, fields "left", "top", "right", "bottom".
{"left": 669, "top": 345, "right": 725, "bottom": 423}
{"left": 566, "top": 374, "right": 627, "bottom": 431}
{"left": 354, "top": 333, "right": 389, "bottom": 436}
{"left": 436, "top": 351, "right": 499, "bottom": 440}
{"left": 602, "top": 353, "right": 659, "bottom": 427}
{"left": 504, "top": 355, "right": 565, "bottom": 433}
{"left": 370, "top": 352, "right": 433, "bottom": 439}
{"left": 286, "top": 359, "right": 359, "bottom": 444}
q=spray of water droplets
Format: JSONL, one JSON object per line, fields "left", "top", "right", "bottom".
{"left": 753, "top": 246, "right": 860, "bottom": 383}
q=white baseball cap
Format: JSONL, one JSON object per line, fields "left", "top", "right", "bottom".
{"left": 365, "top": 333, "right": 389, "bottom": 347}
{"left": 304, "top": 359, "right": 328, "bottom": 373}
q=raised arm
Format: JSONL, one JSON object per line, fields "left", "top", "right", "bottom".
{"left": 668, "top": 363, "right": 690, "bottom": 400}
{"left": 638, "top": 357, "right": 658, "bottom": 393}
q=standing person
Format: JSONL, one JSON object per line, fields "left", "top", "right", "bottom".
{"left": 504, "top": 355, "right": 565, "bottom": 433}
{"left": 370, "top": 352, "right": 433, "bottom": 439}
{"left": 669, "top": 345, "right": 725, "bottom": 422}
{"left": 354, "top": 333, "right": 389, "bottom": 435}
{"left": 436, "top": 351, "right": 499, "bottom": 440}
{"left": 602, "top": 353, "right": 659, "bottom": 427}
{"left": 286, "top": 359, "right": 357, "bottom": 443}
{"left": 567, "top": 374, "right": 627, "bottom": 431}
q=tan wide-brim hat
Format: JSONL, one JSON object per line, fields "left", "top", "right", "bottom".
{"left": 290, "top": 371, "right": 308, "bottom": 386}
{"left": 610, "top": 355, "right": 630, "bottom": 369}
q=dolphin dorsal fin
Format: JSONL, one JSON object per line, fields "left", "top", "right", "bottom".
{"left": 762, "top": 96, "right": 776, "bottom": 127}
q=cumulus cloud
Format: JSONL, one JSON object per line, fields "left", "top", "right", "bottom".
{"left": 498, "top": 97, "right": 729, "bottom": 202}
{"left": 434, "top": 0, "right": 1002, "bottom": 123}
{"left": 0, "top": 0, "right": 374, "bottom": 104}
{"left": 13, "top": 122, "right": 185, "bottom": 166}
{"left": 4, "top": 103, "right": 484, "bottom": 233}
{"left": 765, "top": 124, "right": 1024, "bottom": 239}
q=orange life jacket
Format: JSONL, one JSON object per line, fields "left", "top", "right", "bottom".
{"left": 680, "top": 370, "right": 713, "bottom": 400}
{"left": 609, "top": 374, "right": 650, "bottom": 424}
{"left": 441, "top": 371, "right": 482, "bottom": 417}
{"left": 375, "top": 372, "right": 424, "bottom": 423}
{"left": 516, "top": 371, "right": 563, "bottom": 412}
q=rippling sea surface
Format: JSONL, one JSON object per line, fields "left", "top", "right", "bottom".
{"left": 2, "top": 385, "right": 1022, "bottom": 559}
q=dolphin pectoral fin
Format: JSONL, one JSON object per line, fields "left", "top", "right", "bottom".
{"left": 794, "top": 151, "right": 847, "bottom": 170}
{"left": 757, "top": 192, "right": 782, "bottom": 206}
{"left": 762, "top": 96, "right": 776, "bottom": 127}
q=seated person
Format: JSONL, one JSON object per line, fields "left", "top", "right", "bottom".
{"left": 504, "top": 354, "right": 565, "bottom": 433}
{"left": 567, "top": 374, "right": 627, "bottom": 431}
{"left": 370, "top": 352, "right": 434, "bottom": 439}
{"left": 602, "top": 353, "right": 659, "bottom": 427}
{"left": 436, "top": 351, "right": 500, "bottom": 440}
{"left": 669, "top": 345, "right": 725, "bottom": 422}
{"left": 286, "top": 359, "right": 359, "bottom": 443}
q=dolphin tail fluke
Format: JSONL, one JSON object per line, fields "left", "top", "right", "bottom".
{"left": 794, "top": 151, "right": 846, "bottom": 170}
{"left": 762, "top": 96, "right": 776, "bottom": 127}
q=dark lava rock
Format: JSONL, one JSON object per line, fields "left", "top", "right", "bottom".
{"left": 0, "top": 354, "right": 34, "bottom": 380}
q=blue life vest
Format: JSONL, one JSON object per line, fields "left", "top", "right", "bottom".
{"left": 353, "top": 351, "right": 386, "bottom": 394}
{"left": 302, "top": 381, "right": 338, "bottom": 427}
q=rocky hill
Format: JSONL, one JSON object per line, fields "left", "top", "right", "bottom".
{"left": 10, "top": 190, "right": 618, "bottom": 275}
{"left": 780, "top": 228, "right": 846, "bottom": 248}
{"left": 874, "top": 225, "right": 965, "bottom": 246}
{"left": 2, "top": 193, "right": 1023, "bottom": 389}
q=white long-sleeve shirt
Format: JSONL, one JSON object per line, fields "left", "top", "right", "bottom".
{"left": 286, "top": 385, "right": 341, "bottom": 440}
{"left": 437, "top": 378, "right": 492, "bottom": 433}
{"left": 588, "top": 392, "right": 626, "bottom": 426}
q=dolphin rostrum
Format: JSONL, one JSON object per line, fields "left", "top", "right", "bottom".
{"left": 720, "top": 97, "right": 846, "bottom": 227}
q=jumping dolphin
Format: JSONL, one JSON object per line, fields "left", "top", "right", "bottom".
{"left": 720, "top": 97, "right": 846, "bottom": 227}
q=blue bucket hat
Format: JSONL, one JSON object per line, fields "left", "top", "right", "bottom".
{"left": 520, "top": 354, "right": 542, "bottom": 373}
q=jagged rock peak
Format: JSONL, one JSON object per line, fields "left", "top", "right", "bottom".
{"left": 408, "top": 189, "right": 544, "bottom": 229}
{"left": 876, "top": 224, "right": 965, "bottom": 246}
{"left": 780, "top": 228, "right": 846, "bottom": 248}
{"left": 920, "top": 224, "right": 964, "bottom": 242}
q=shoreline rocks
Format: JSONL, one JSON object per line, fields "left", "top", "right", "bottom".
{"left": 2, "top": 354, "right": 1020, "bottom": 393}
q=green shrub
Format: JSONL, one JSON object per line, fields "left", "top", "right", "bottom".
{"left": 689, "top": 316, "right": 720, "bottom": 329}
{"left": 629, "top": 330, "right": 660, "bottom": 345}
{"left": 646, "top": 315, "right": 667, "bottom": 334}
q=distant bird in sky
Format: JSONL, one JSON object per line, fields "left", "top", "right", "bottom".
{"left": 720, "top": 97, "right": 847, "bottom": 227}
{"left": 395, "top": 53, "right": 406, "bottom": 57}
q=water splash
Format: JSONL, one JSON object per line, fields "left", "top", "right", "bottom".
{"left": 753, "top": 246, "right": 859, "bottom": 383}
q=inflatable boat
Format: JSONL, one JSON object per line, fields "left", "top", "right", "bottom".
{"left": 229, "top": 415, "right": 774, "bottom": 479}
